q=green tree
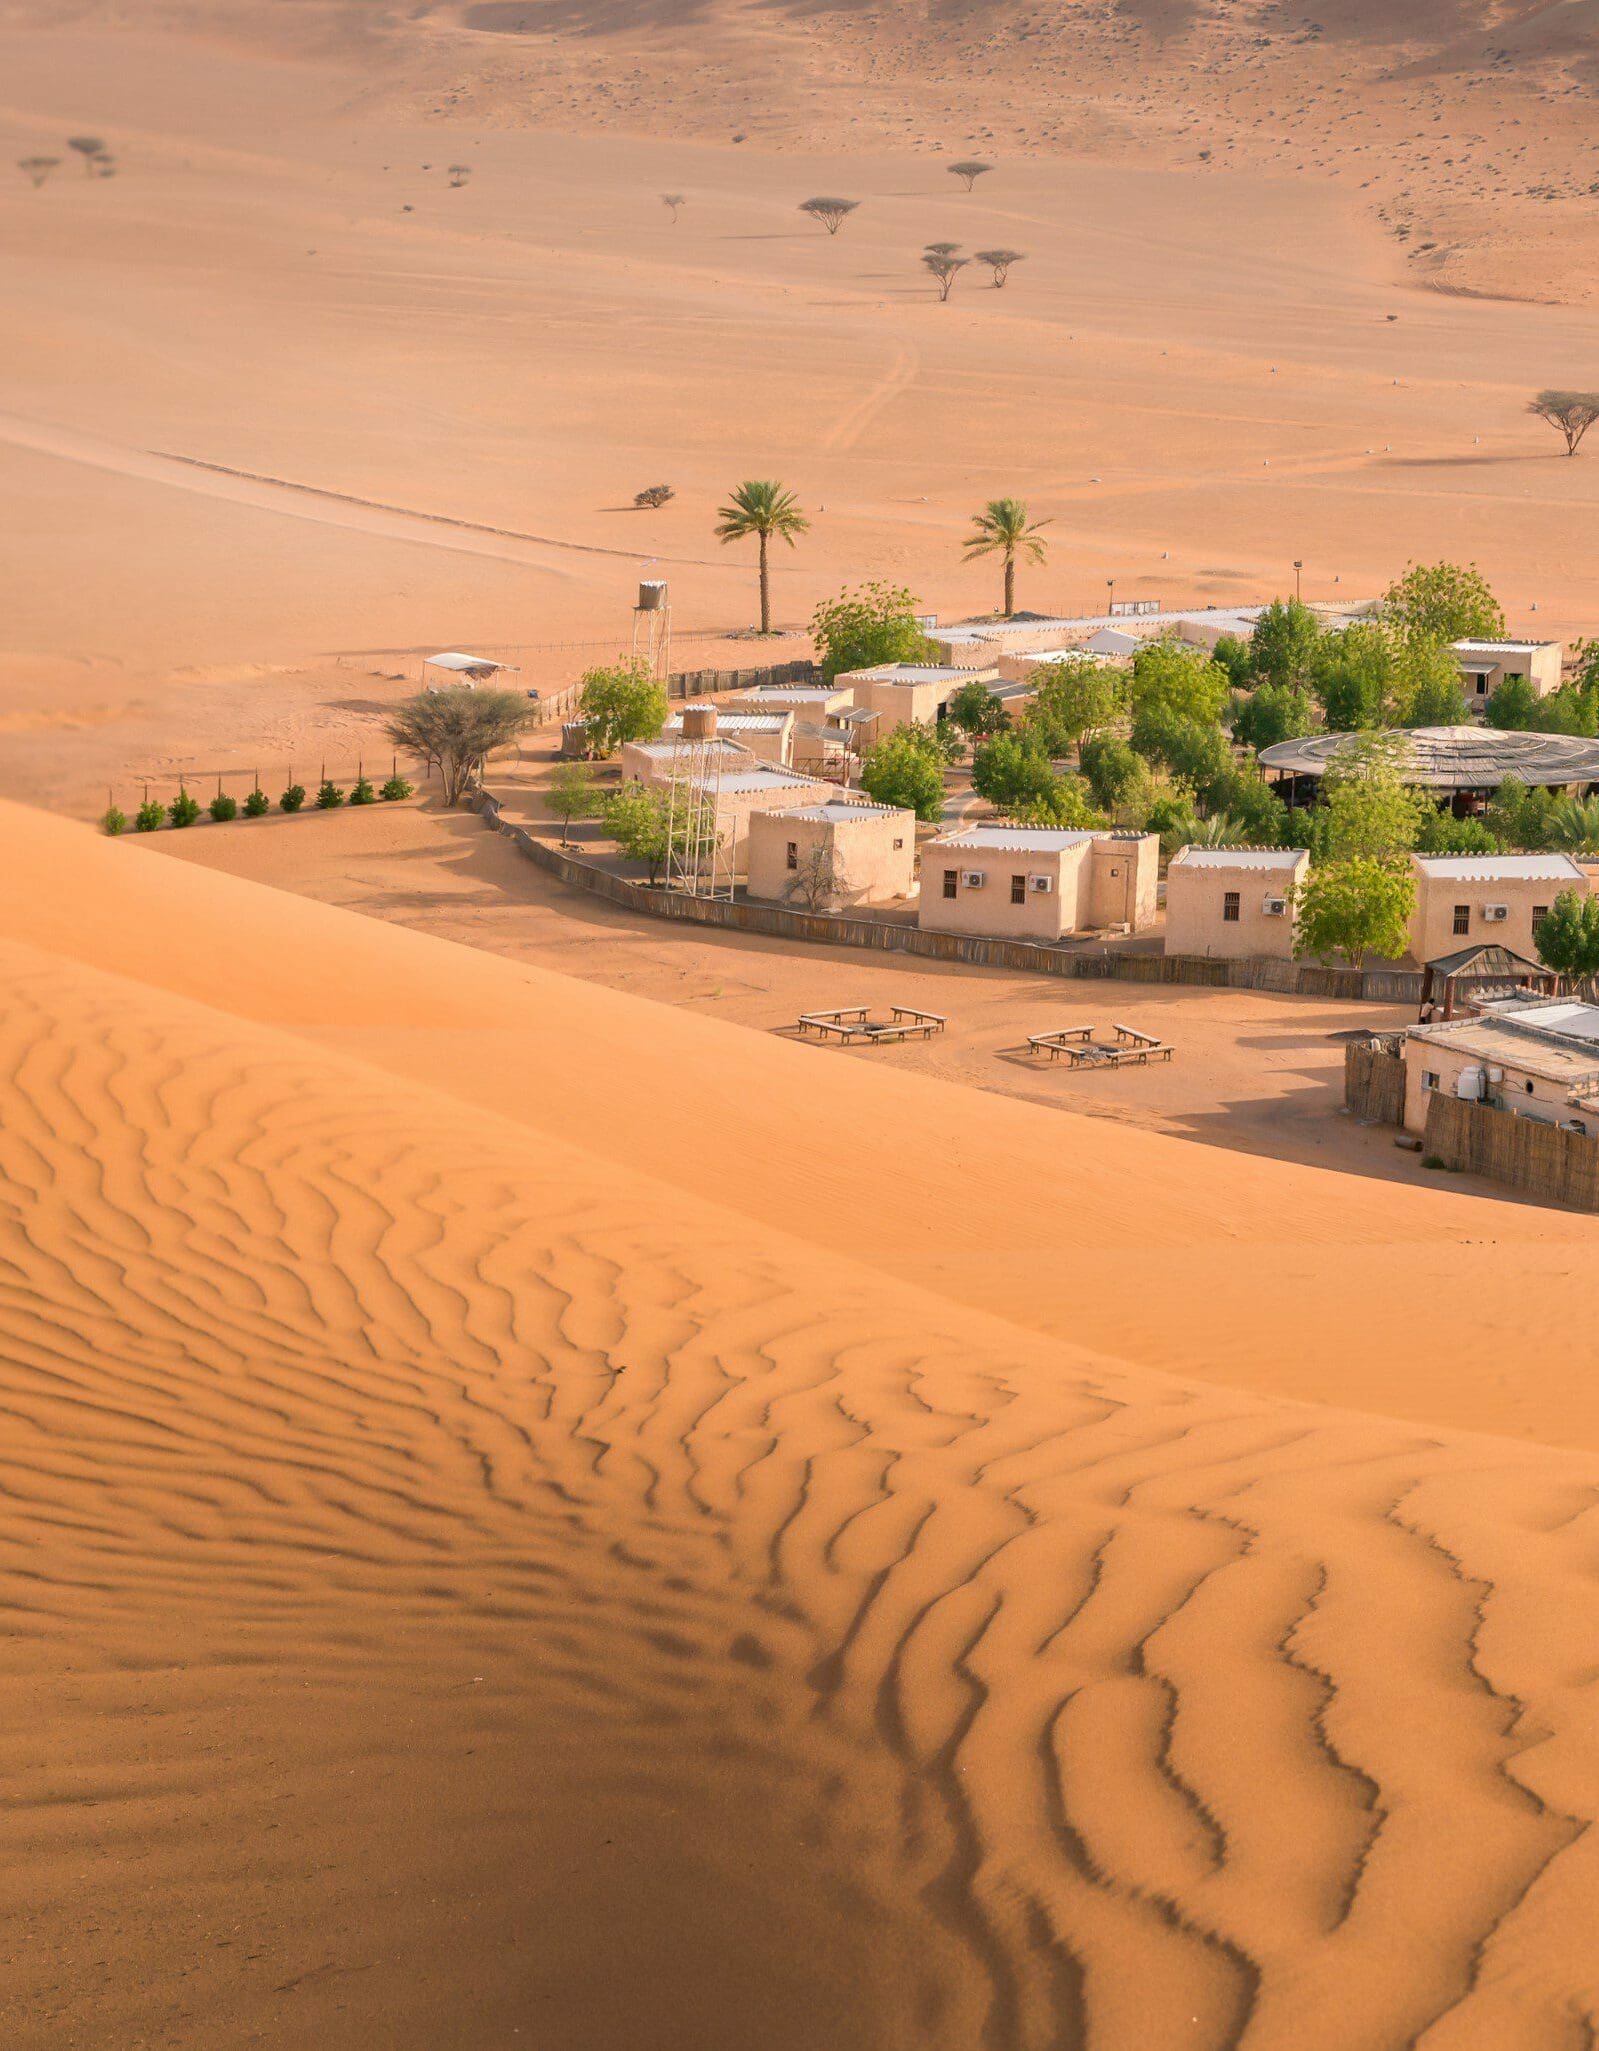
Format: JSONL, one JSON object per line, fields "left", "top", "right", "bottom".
{"left": 578, "top": 659, "right": 669, "bottom": 758}
{"left": 811, "top": 581, "right": 933, "bottom": 679}
{"left": 1382, "top": 561, "right": 1505, "bottom": 646}
{"left": 716, "top": 479, "right": 809, "bottom": 634}
{"left": 1531, "top": 683, "right": 1599, "bottom": 737}
{"left": 383, "top": 687, "right": 534, "bottom": 805}
{"left": 1312, "top": 620, "right": 1394, "bottom": 731}
{"left": 1527, "top": 390, "right": 1599, "bottom": 458}
{"left": 1293, "top": 857, "right": 1415, "bottom": 967}
{"left": 548, "top": 759, "right": 601, "bottom": 844}
{"left": 971, "top": 730, "right": 1058, "bottom": 810}
{"left": 946, "top": 678, "right": 1010, "bottom": 738}
{"left": 1128, "top": 705, "right": 1235, "bottom": 810}
{"left": 1486, "top": 776, "right": 1559, "bottom": 852}
{"left": 1024, "top": 656, "right": 1128, "bottom": 755}
{"left": 601, "top": 781, "right": 715, "bottom": 885}
{"left": 1483, "top": 676, "right": 1541, "bottom": 731}
{"left": 1080, "top": 733, "right": 1154, "bottom": 815}
{"left": 963, "top": 497, "right": 1050, "bottom": 618}
{"left": 1250, "top": 599, "right": 1322, "bottom": 690}
{"left": 859, "top": 728, "right": 947, "bottom": 821}
{"left": 1414, "top": 810, "right": 1501, "bottom": 855}
{"left": 1014, "top": 776, "right": 1105, "bottom": 830}
{"left": 1392, "top": 637, "right": 1471, "bottom": 726}
{"left": 1310, "top": 733, "right": 1426, "bottom": 863}
{"left": 1546, "top": 795, "right": 1599, "bottom": 852}
{"left": 1210, "top": 769, "right": 1289, "bottom": 845}
{"left": 1535, "top": 889, "right": 1599, "bottom": 995}
{"left": 1232, "top": 680, "right": 1314, "bottom": 752}
{"left": 1129, "top": 640, "right": 1230, "bottom": 731}
{"left": 1210, "top": 633, "right": 1255, "bottom": 692}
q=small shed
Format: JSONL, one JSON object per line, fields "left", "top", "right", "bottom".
{"left": 1417, "top": 943, "right": 1558, "bottom": 1023}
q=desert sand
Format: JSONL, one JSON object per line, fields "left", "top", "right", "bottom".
{"left": 8, "top": 798, "right": 1599, "bottom": 2049}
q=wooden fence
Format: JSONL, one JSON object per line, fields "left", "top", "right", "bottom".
{"left": 666, "top": 659, "right": 819, "bottom": 700}
{"left": 465, "top": 787, "right": 1428, "bottom": 1003}
{"left": 1422, "top": 1092, "right": 1599, "bottom": 1211}
{"left": 1344, "top": 1036, "right": 1408, "bottom": 1125}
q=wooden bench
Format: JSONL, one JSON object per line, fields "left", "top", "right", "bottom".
{"left": 796, "top": 1006, "right": 946, "bottom": 1045}
{"left": 1027, "top": 1024, "right": 1174, "bottom": 1068}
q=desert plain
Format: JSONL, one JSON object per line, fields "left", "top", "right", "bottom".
{"left": 6, "top": 2, "right": 1599, "bottom": 2046}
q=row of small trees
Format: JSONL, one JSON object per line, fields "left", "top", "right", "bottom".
{"left": 104, "top": 771, "right": 413, "bottom": 833}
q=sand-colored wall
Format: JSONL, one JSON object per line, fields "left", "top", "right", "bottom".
{"left": 709, "top": 777, "right": 838, "bottom": 875}
{"left": 620, "top": 737, "right": 753, "bottom": 784}
{"left": 1165, "top": 856, "right": 1307, "bottom": 960}
{"left": 918, "top": 840, "right": 1093, "bottom": 939}
{"left": 1402, "top": 1035, "right": 1584, "bottom": 1134}
{"left": 745, "top": 806, "right": 915, "bottom": 909}
{"left": 1408, "top": 862, "right": 1586, "bottom": 965}
{"left": 1457, "top": 644, "right": 1564, "bottom": 709}
{"left": 1088, "top": 835, "right": 1159, "bottom": 932}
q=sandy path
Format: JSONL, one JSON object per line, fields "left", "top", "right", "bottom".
{"left": 5, "top": 808, "right": 1599, "bottom": 2045}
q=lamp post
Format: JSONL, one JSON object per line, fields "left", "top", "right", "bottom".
{"left": 1293, "top": 559, "right": 1304, "bottom": 603}
{"left": 1106, "top": 577, "right": 1116, "bottom": 616}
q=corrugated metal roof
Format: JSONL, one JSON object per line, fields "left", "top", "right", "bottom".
{"left": 1171, "top": 846, "right": 1308, "bottom": 871}
{"left": 1412, "top": 853, "right": 1585, "bottom": 881}
{"left": 932, "top": 824, "right": 1097, "bottom": 852}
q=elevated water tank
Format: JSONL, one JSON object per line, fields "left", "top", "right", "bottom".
{"left": 681, "top": 704, "right": 717, "bottom": 741}
{"left": 638, "top": 579, "right": 668, "bottom": 612}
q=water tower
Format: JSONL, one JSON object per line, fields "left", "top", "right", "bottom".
{"left": 632, "top": 576, "right": 671, "bottom": 682}
{"left": 664, "top": 702, "right": 733, "bottom": 901}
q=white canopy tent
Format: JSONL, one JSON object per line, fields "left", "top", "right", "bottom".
{"left": 421, "top": 651, "right": 521, "bottom": 690}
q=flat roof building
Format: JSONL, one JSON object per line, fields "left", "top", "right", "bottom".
{"left": 662, "top": 705, "right": 795, "bottom": 766}
{"left": 918, "top": 824, "right": 1158, "bottom": 941}
{"left": 680, "top": 765, "right": 838, "bottom": 876}
{"left": 1164, "top": 846, "right": 1310, "bottom": 961}
{"left": 1450, "top": 639, "right": 1563, "bottom": 713}
{"left": 745, "top": 799, "right": 916, "bottom": 911}
{"left": 838, "top": 662, "right": 999, "bottom": 740}
{"left": 1403, "top": 996, "right": 1599, "bottom": 1135}
{"left": 1409, "top": 851, "right": 1588, "bottom": 966}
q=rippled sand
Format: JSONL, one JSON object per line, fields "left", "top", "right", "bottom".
{"left": 5, "top": 802, "right": 1599, "bottom": 2048}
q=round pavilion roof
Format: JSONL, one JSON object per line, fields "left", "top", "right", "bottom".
{"left": 1258, "top": 725, "right": 1599, "bottom": 791}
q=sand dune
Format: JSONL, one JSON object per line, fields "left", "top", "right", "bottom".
{"left": 5, "top": 801, "right": 1599, "bottom": 2045}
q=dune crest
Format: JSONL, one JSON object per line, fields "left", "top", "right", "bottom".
{"left": 5, "top": 811, "right": 1599, "bottom": 2045}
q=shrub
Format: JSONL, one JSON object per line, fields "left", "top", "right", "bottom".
{"left": 208, "top": 792, "right": 238, "bottom": 823}
{"left": 316, "top": 779, "right": 345, "bottom": 809}
{"left": 243, "top": 787, "right": 270, "bottom": 817}
{"left": 168, "top": 789, "right": 202, "bottom": 829}
{"left": 135, "top": 798, "right": 164, "bottom": 832}
{"left": 101, "top": 805, "right": 127, "bottom": 836}
{"left": 380, "top": 776, "right": 414, "bottom": 801}
{"left": 280, "top": 782, "right": 307, "bottom": 813}
{"left": 1422, "top": 1155, "right": 1447, "bottom": 1172}
{"left": 349, "top": 777, "right": 376, "bottom": 805}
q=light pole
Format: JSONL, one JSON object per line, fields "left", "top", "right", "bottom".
{"left": 1106, "top": 577, "right": 1116, "bottom": 616}
{"left": 1293, "top": 559, "right": 1304, "bottom": 603}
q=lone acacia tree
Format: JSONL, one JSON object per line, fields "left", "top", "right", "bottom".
{"left": 923, "top": 251, "right": 969, "bottom": 301}
{"left": 975, "top": 247, "right": 1024, "bottom": 288}
{"left": 949, "top": 160, "right": 992, "bottom": 191}
{"left": 799, "top": 196, "right": 859, "bottom": 235}
{"left": 1528, "top": 389, "right": 1599, "bottom": 457}
{"left": 447, "top": 164, "right": 471, "bottom": 187}
{"left": 382, "top": 687, "right": 533, "bottom": 806}
{"left": 964, "top": 496, "right": 1051, "bottom": 617}
{"left": 633, "top": 483, "right": 674, "bottom": 508}
{"left": 661, "top": 192, "right": 686, "bottom": 223}
{"left": 67, "top": 135, "right": 104, "bottom": 176}
{"left": 715, "top": 479, "right": 809, "bottom": 634}
{"left": 924, "top": 240, "right": 961, "bottom": 258}
{"left": 18, "top": 156, "right": 59, "bottom": 188}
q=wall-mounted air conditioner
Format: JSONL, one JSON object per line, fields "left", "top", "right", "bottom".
{"left": 1483, "top": 903, "right": 1510, "bottom": 921}
{"left": 1262, "top": 896, "right": 1288, "bottom": 917}
{"left": 1028, "top": 874, "right": 1054, "bottom": 894}
{"left": 962, "top": 870, "right": 986, "bottom": 889}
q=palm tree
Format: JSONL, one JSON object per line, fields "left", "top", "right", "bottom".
{"left": 715, "top": 480, "right": 809, "bottom": 634}
{"left": 963, "top": 497, "right": 1051, "bottom": 618}
{"left": 1547, "top": 795, "right": 1599, "bottom": 851}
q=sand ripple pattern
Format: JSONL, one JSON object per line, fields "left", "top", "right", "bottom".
{"left": 3, "top": 937, "right": 1598, "bottom": 2049}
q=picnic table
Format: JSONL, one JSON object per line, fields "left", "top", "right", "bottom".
{"left": 796, "top": 1006, "right": 947, "bottom": 1046}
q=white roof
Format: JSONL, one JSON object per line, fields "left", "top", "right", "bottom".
{"left": 629, "top": 737, "right": 749, "bottom": 760}
{"left": 768, "top": 800, "right": 905, "bottom": 825}
{"left": 698, "top": 767, "right": 827, "bottom": 796}
{"left": 666, "top": 711, "right": 788, "bottom": 733}
{"left": 1412, "top": 853, "right": 1585, "bottom": 882}
{"left": 932, "top": 824, "right": 1097, "bottom": 853}
{"left": 938, "top": 602, "right": 1369, "bottom": 645}
{"left": 1451, "top": 639, "right": 1559, "bottom": 655}
{"left": 1171, "top": 846, "right": 1308, "bottom": 872}
{"left": 740, "top": 686, "right": 843, "bottom": 703}
{"left": 845, "top": 663, "right": 974, "bottom": 683}
{"left": 1489, "top": 999, "right": 1599, "bottom": 1044}
{"left": 425, "top": 651, "right": 517, "bottom": 671}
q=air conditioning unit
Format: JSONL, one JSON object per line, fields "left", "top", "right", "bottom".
{"left": 961, "top": 870, "right": 986, "bottom": 889}
{"left": 1028, "top": 874, "right": 1054, "bottom": 894}
{"left": 1483, "top": 903, "right": 1510, "bottom": 921}
{"left": 1262, "top": 896, "right": 1288, "bottom": 917}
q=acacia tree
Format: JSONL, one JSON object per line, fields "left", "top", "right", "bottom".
{"left": 923, "top": 251, "right": 969, "bottom": 301}
{"left": 716, "top": 479, "right": 809, "bottom": 634}
{"left": 382, "top": 687, "right": 533, "bottom": 805}
{"left": 784, "top": 845, "right": 838, "bottom": 911}
{"left": 975, "top": 248, "right": 1024, "bottom": 287}
{"left": 661, "top": 193, "right": 686, "bottom": 223}
{"left": 964, "top": 495, "right": 1050, "bottom": 616}
{"left": 67, "top": 135, "right": 104, "bottom": 175}
{"left": 799, "top": 197, "right": 859, "bottom": 235}
{"left": 949, "top": 160, "right": 992, "bottom": 191}
{"left": 18, "top": 156, "right": 59, "bottom": 188}
{"left": 447, "top": 165, "right": 471, "bottom": 187}
{"left": 1527, "top": 389, "right": 1599, "bottom": 457}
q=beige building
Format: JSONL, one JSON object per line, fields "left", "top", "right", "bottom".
{"left": 724, "top": 684, "right": 854, "bottom": 719}
{"left": 661, "top": 705, "right": 795, "bottom": 766}
{"left": 1402, "top": 998, "right": 1599, "bottom": 1135}
{"left": 996, "top": 647, "right": 1124, "bottom": 687}
{"left": 918, "top": 825, "right": 1158, "bottom": 940}
{"left": 1451, "top": 639, "right": 1564, "bottom": 713}
{"left": 1164, "top": 846, "right": 1310, "bottom": 960}
{"left": 745, "top": 799, "right": 916, "bottom": 911}
{"left": 1407, "top": 852, "right": 1588, "bottom": 965}
{"left": 620, "top": 735, "right": 753, "bottom": 785}
{"left": 681, "top": 765, "right": 838, "bottom": 877}
{"left": 839, "top": 662, "right": 998, "bottom": 738}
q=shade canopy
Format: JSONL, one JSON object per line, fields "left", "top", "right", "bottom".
{"left": 1259, "top": 725, "right": 1599, "bottom": 791}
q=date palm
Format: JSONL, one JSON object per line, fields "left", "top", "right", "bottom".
{"left": 964, "top": 496, "right": 1051, "bottom": 618}
{"left": 715, "top": 479, "right": 809, "bottom": 634}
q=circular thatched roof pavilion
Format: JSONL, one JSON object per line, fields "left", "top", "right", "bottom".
{"left": 1259, "top": 725, "right": 1599, "bottom": 801}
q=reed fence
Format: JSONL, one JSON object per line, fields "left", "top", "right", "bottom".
{"left": 1422, "top": 1092, "right": 1599, "bottom": 1211}
{"left": 1343, "top": 1036, "right": 1408, "bottom": 1124}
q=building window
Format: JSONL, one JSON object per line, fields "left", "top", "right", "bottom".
{"left": 942, "top": 869, "right": 957, "bottom": 900}
{"left": 1422, "top": 1071, "right": 1441, "bottom": 1091}
{"left": 786, "top": 841, "right": 798, "bottom": 870}
{"left": 1453, "top": 904, "right": 1470, "bottom": 935}
{"left": 893, "top": 838, "right": 904, "bottom": 851}
{"left": 1011, "top": 874, "right": 1026, "bottom": 905}
{"left": 1534, "top": 904, "right": 1549, "bottom": 929}
{"left": 1222, "top": 891, "right": 1240, "bottom": 923}
{"left": 1476, "top": 678, "right": 1489, "bottom": 695}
